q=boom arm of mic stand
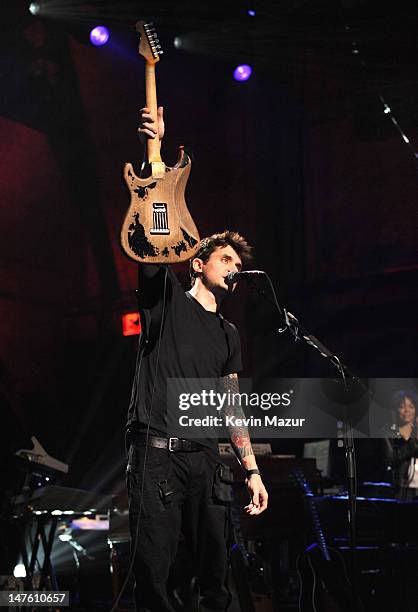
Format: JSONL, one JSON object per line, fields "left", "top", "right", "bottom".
{"left": 247, "top": 277, "right": 363, "bottom": 389}
{"left": 282, "top": 310, "right": 355, "bottom": 384}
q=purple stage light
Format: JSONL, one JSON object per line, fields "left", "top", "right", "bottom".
{"left": 233, "top": 64, "right": 252, "bottom": 82}
{"left": 248, "top": 9, "right": 256, "bottom": 16}
{"left": 89, "top": 26, "right": 109, "bottom": 47}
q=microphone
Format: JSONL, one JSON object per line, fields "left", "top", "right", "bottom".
{"left": 225, "top": 270, "right": 265, "bottom": 284}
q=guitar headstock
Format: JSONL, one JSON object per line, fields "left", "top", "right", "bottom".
{"left": 136, "top": 20, "right": 163, "bottom": 64}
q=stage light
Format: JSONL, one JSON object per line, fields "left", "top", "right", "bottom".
{"left": 89, "top": 26, "right": 109, "bottom": 47}
{"left": 233, "top": 64, "right": 252, "bottom": 82}
{"left": 248, "top": 9, "right": 256, "bottom": 16}
{"left": 173, "top": 36, "right": 182, "bottom": 49}
{"left": 29, "top": 2, "right": 40, "bottom": 15}
{"left": 13, "top": 564, "right": 26, "bottom": 578}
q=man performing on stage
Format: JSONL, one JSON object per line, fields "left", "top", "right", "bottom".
{"left": 126, "top": 106, "right": 268, "bottom": 611}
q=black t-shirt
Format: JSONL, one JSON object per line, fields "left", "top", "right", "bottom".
{"left": 126, "top": 266, "right": 242, "bottom": 449}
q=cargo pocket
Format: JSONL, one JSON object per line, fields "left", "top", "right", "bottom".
{"left": 212, "top": 463, "right": 234, "bottom": 504}
{"left": 209, "top": 463, "right": 234, "bottom": 565}
{"left": 126, "top": 444, "right": 175, "bottom": 519}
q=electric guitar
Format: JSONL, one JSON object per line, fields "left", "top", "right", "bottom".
{"left": 120, "top": 21, "right": 200, "bottom": 264}
{"left": 291, "top": 470, "right": 360, "bottom": 612}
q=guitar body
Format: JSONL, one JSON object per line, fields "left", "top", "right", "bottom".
{"left": 297, "top": 544, "right": 354, "bottom": 612}
{"left": 291, "top": 471, "right": 363, "bottom": 612}
{"left": 121, "top": 146, "right": 200, "bottom": 263}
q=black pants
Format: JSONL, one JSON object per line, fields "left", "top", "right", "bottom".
{"left": 126, "top": 441, "right": 232, "bottom": 612}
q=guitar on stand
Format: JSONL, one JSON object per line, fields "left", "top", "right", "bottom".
{"left": 291, "top": 471, "right": 362, "bottom": 612}
{"left": 120, "top": 21, "right": 200, "bottom": 264}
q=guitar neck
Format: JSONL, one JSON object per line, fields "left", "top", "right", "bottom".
{"left": 306, "top": 496, "right": 331, "bottom": 562}
{"left": 145, "top": 62, "right": 162, "bottom": 164}
{"left": 292, "top": 471, "right": 331, "bottom": 562}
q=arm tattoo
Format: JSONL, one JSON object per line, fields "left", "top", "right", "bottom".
{"left": 219, "top": 373, "right": 255, "bottom": 469}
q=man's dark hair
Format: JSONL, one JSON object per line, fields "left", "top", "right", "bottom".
{"left": 189, "top": 230, "right": 253, "bottom": 286}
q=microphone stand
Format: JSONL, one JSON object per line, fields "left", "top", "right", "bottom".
{"left": 247, "top": 276, "right": 364, "bottom": 611}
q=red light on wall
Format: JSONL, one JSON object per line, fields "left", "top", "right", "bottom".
{"left": 122, "top": 312, "right": 141, "bottom": 336}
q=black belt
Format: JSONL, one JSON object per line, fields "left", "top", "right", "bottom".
{"left": 135, "top": 434, "right": 206, "bottom": 453}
